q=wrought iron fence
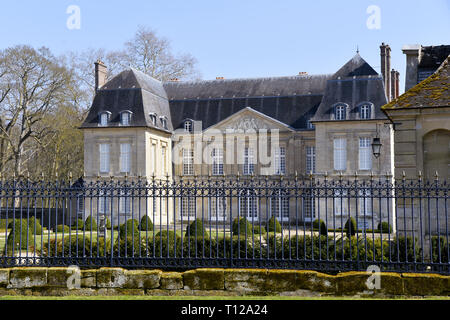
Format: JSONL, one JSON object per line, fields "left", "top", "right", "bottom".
{"left": 0, "top": 175, "right": 448, "bottom": 274}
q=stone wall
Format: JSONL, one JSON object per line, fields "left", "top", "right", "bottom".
{"left": 0, "top": 267, "right": 448, "bottom": 297}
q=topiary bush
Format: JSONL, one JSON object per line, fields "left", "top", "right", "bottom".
{"left": 185, "top": 218, "right": 208, "bottom": 238}
{"left": 377, "top": 221, "right": 393, "bottom": 233}
{"left": 4, "top": 219, "right": 36, "bottom": 255}
{"left": 139, "top": 215, "right": 154, "bottom": 231}
{"left": 312, "top": 219, "right": 328, "bottom": 235}
{"left": 155, "top": 230, "right": 176, "bottom": 238}
{"left": 232, "top": 217, "right": 252, "bottom": 236}
{"left": 105, "top": 217, "right": 112, "bottom": 229}
{"left": 345, "top": 217, "right": 357, "bottom": 237}
{"left": 252, "top": 225, "right": 267, "bottom": 235}
{"left": 56, "top": 225, "right": 70, "bottom": 233}
{"left": 119, "top": 219, "right": 140, "bottom": 238}
{"left": 84, "top": 216, "right": 98, "bottom": 231}
{"left": 71, "top": 219, "right": 85, "bottom": 230}
{"left": 267, "top": 216, "right": 282, "bottom": 233}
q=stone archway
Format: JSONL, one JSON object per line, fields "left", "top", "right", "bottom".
{"left": 423, "top": 129, "right": 450, "bottom": 180}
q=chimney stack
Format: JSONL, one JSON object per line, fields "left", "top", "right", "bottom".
{"left": 402, "top": 44, "right": 421, "bottom": 92}
{"left": 380, "top": 43, "right": 391, "bottom": 101}
{"left": 395, "top": 70, "right": 400, "bottom": 98}
{"left": 390, "top": 69, "right": 397, "bottom": 100}
{"left": 95, "top": 60, "right": 107, "bottom": 92}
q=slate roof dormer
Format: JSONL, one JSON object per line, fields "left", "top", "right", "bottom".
{"left": 80, "top": 68, "right": 173, "bottom": 132}
{"left": 311, "top": 53, "right": 388, "bottom": 122}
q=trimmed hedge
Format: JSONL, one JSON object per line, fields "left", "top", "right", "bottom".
{"left": 232, "top": 217, "right": 252, "bottom": 236}
{"left": 119, "top": 219, "right": 139, "bottom": 238}
{"left": 4, "top": 219, "right": 42, "bottom": 255}
{"left": 84, "top": 216, "right": 98, "bottom": 231}
{"left": 252, "top": 225, "right": 266, "bottom": 235}
{"left": 267, "top": 216, "right": 282, "bottom": 233}
{"left": 139, "top": 215, "right": 153, "bottom": 231}
{"left": 345, "top": 217, "right": 357, "bottom": 237}
{"left": 71, "top": 219, "right": 85, "bottom": 230}
{"left": 312, "top": 219, "right": 328, "bottom": 235}
{"left": 56, "top": 225, "right": 70, "bottom": 233}
{"left": 185, "top": 219, "right": 208, "bottom": 238}
{"left": 377, "top": 221, "right": 393, "bottom": 233}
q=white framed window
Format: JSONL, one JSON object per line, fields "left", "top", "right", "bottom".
{"left": 271, "top": 190, "right": 289, "bottom": 222}
{"left": 210, "top": 196, "right": 227, "bottom": 220}
{"left": 333, "top": 138, "right": 346, "bottom": 171}
{"left": 358, "top": 188, "right": 373, "bottom": 216}
{"left": 334, "top": 189, "right": 348, "bottom": 216}
{"left": 359, "top": 104, "right": 371, "bottom": 119}
{"left": 99, "top": 112, "right": 109, "bottom": 126}
{"left": 119, "top": 189, "right": 131, "bottom": 214}
{"left": 149, "top": 113, "right": 157, "bottom": 126}
{"left": 335, "top": 105, "right": 346, "bottom": 120}
{"left": 120, "top": 143, "right": 131, "bottom": 173}
{"left": 99, "top": 143, "right": 110, "bottom": 173}
{"left": 181, "top": 197, "right": 196, "bottom": 219}
{"left": 303, "top": 194, "right": 315, "bottom": 222}
{"left": 76, "top": 195, "right": 84, "bottom": 216}
{"left": 120, "top": 111, "right": 132, "bottom": 126}
{"left": 359, "top": 137, "right": 372, "bottom": 170}
{"left": 184, "top": 120, "right": 193, "bottom": 133}
{"left": 306, "top": 146, "right": 315, "bottom": 174}
{"left": 182, "top": 148, "right": 194, "bottom": 175}
{"left": 161, "top": 146, "right": 167, "bottom": 176}
{"left": 243, "top": 147, "right": 255, "bottom": 175}
{"left": 212, "top": 148, "right": 223, "bottom": 175}
{"left": 98, "top": 190, "right": 110, "bottom": 214}
{"left": 274, "top": 147, "right": 286, "bottom": 175}
{"left": 239, "top": 189, "right": 258, "bottom": 220}
{"left": 160, "top": 116, "right": 168, "bottom": 130}
{"left": 150, "top": 142, "right": 156, "bottom": 175}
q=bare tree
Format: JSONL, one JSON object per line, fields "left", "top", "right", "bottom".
{"left": 0, "top": 45, "right": 73, "bottom": 178}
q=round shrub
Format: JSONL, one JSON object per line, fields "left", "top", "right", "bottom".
{"left": 56, "top": 225, "right": 70, "bottom": 233}
{"left": 72, "top": 219, "right": 85, "bottom": 230}
{"left": 119, "top": 219, "right": 140, "bottom": 238}
{"left": 28, "top": 217, "right": 43, "bottom": 235}
{"left": 84, "top": 216, "right": 98, "bottom": 231}
{"left": 312, "top": 219, "right": 328, "bottom": 235}
{"left": 267, "top": 216, "right": 282, "bottom": 233}
{"left": 156, "top": 230, "right": 176, "bottom": 238}
{"left": 252, "top": 225, "right": 267, "bottom": 235}
{"left": 345, "top": 217, "right": 357, "bottom": 237}
{"left": 4, "top": 219, "right": 34, "bottom": 254}
{"left": 139, "top": 215, "right": 154, "bottom": 231}
{"left": 185, "top": 218, "right": 208, "bottom": 238}
{"left": 232, "top": 217, "right": 252, "bottom": 236}
{"left": 377, "top": 221, "right": 392, "bottom": 233}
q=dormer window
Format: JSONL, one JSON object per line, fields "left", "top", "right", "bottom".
{"left": 307, "top": 118, "right": 315, "bottom": 129}
{"left": 184, "top": 119, "right": 193, "bottom": 133}
{"left": 160, "top": 116, "right": 168, "bottom": 130}
{"left": 120, "top": 111, "right": 132, "bottom": 126}
{"left": 149, "top": 113, "right": 157, "bottom": 126}
{"left": 359, "top": 103, "right": 372, "bottom": 119}
{"left": 334, "top": 104, "right": 347, "bottom": 120}
{"left": 98, "top": 111, "right": 111, "bottom": 126}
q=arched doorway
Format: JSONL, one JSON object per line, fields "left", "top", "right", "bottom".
{"left": 423, "top": 129, "right": 450, "bottom": 180}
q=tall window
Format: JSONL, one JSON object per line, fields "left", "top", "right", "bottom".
{"left": 76, "top": 195, "right": 84, "bottom": 217}
{"left": 303, "top": 193, "right": 315, "bottom": 221}
{"left": 150, "top": 143, "right": 156, "bottom": 175}
{"left": 334, "top": 190, "right": 348, "bottom": 216}
{"left": 360, "top": 104, "right": 371, "bottom": 119}
{"left": 120, "top": 112, "right": 131, "bottom": 126}
{"left": 333, "top": 138, "right": 346, "bottom": 171}
{"left": 98, "top": 190, "right": 110, "bottom": 214}
{"left": 99, "top": 144, "right": 110, "bottom": 173}
{"left": 359, "top": 189, "right": 372, "bottom": 216}
{"left": 181, "top": 197, "right": 195, "bottom": 219}
{"left": 239, "top": 189, "right": 258, "bottom": 220}
{"left": 271, "top": 190, "right": 289, "bottom": 221}
{"left": 274, "top": 147, "right": 286, "bottom": 175}
{"left": 243, "top": 147, "right": 255, "bottom": 175}
{"left": 182, "top": 148, "right": 194, "bottom": 175}
{"left": 210, "top": 196, "right": 227, "bottom": 220}
{"left": 212, "top": 148, "right": 223, "bottom": 175}
{"left": 306, "top": 146, "right": 315, "bottom": 173}
{"left": 119, "top": 189, "right": 131, "bottom": 214}
{"left": 120, "top": 143, "right": 131, "bottom": 173}
{"left": 160, "top": 116, "right": 168, "bottom": 130}
{"left": 359, "top": 137, "right": 372, "bottom": 170}
{"left": 335, "top": 105, "right": 346, "bottom": 120}
{"left": 161, "top": 146, "right": 167, "bottom": 175}
{"left": 99, "top": 112, "right": 109, "bottom": 126}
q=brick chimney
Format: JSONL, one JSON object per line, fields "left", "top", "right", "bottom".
{"left": 380, "top": 43, "right": 391, "bottom": 101}
{"left": 390, "top": 69, "right": 397, "bottom": 100}
{"left": 95, "top": 60, "right": 107, "bottom": 92}
{"left": 395, "top": 70, "right": 400, "bottom": 98}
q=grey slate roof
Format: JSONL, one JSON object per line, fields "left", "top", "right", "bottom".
{"left": 312, "top": 54, "right": 388, "bottom": 121}
{"left": 80, "top": 69, "right": 173, "bottom": 131}
{"left": 419, "top": 45, "right": 450, "bottom": 69}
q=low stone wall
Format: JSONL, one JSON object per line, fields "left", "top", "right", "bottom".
{"left": 0, "top": 267, "right": 448, "bottom": 297}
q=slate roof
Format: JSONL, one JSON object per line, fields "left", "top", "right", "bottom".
{"left": 80, "top": 69, "right": 173, "bottom": 132}
{"left": 312, "top": 54, "right": 388, "bottom": 121}
{"left": 418, "top": 45, "right": 450, "bottom": 69}
{"left": 382, "top": 55, "right": 450, "bottom": 110}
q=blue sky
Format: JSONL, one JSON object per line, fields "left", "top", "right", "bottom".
{"left": 1, "top": 0, "right": 449, "bottom": 93}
